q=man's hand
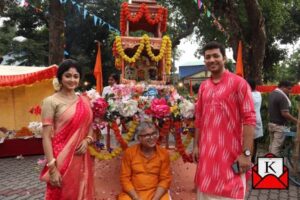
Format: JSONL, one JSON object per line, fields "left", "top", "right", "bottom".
{"left": 236, "top": 154, "right": 252, "bottom": 174}
{"left": 192, "top": 146, "right": 199, "bottom": 163}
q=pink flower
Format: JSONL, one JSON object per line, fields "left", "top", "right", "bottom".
{"left": 37, "top": 158, "right": 46, "bottom": 166}
{"left": 150, "top": 98, "right": 170, "bottom": 118}
{"left": 93, "top": 98, "right": 109, "bottom": 118}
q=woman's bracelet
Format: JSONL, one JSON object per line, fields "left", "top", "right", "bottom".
{"left": 46, "top": 158, "right": 56, "bottom": 168}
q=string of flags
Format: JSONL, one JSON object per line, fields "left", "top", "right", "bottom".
{"left": 193, "top": 0, "right": 230, "bottom": 39}
{"left": 59, "top": 0, "right": 120, "bottom": 34}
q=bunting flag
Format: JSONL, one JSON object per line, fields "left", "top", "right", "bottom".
{"left": 235, "top": 41, "right": 244, "bottom": 77}
{"left": 94, "top": 42, "right": 103, "bottom": 93}
{"left": 197, "top": 0, "right": 202, "bottom": 9}
{"left": 59, "top": 0, "right": 119, "bottom": 34}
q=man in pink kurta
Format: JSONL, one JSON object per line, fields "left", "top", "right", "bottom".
{"left": 193, "top": 41, "right": 256, "bottom": 199}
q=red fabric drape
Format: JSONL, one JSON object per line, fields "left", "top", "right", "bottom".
{"left": 256, "top": 85, "right": 300, "bottom": 94}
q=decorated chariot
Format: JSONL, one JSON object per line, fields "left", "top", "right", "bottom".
{"left": 88, "top": 0, "right": 195, "bottom": 163}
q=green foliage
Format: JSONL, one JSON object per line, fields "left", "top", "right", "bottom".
{"left": 275, "top": 49, "right": 300, "bottom": 83}
{"left": 0, "top": 1, "right": 49, "bottom": 66}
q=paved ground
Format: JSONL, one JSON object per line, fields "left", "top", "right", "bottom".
{"left": 0, "top": 155, "right": 300, "bottom": 200}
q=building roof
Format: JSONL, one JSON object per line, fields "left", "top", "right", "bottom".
{"left": 179, "top": 64, "right": 207, "bottom": 79}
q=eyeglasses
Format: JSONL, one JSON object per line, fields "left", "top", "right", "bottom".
{"left": 139, "top": 131, "right": 159, "bottom": 139}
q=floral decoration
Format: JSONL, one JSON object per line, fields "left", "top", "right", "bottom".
{"left": 120, "top": 2, "right": 168, "bottom": 35}
{"left": 86, "top": 83, "right": 195, "bottom": 162}
{"left": 113, "top": 34, "right": 172, "bottom": 75}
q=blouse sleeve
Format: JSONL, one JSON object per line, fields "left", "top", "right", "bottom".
{"left": 41, "top": 96, "right": 55, "bottom": 126}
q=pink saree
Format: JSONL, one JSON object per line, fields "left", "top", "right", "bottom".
{"left": 40, "top": 96, "right": 94, "bottom": 200}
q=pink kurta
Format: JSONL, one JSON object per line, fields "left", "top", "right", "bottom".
{"left": 194, "top": 70, "right": 256, "bottom": 199}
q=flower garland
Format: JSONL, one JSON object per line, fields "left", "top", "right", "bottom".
{"left": 115, "top": 36, "right": 145, "bottom": 63}
{"left": 145, "top": 35, "right": 172, "bottom": 74}
{"left": 173, "top": 121, "right": 193, "bottom": 163}
{"left": 114, "top": 34, "right": 172, "bottom": 74}
{"left": 120, "top": 2, "right": 168, "bottom": 35}
{"left": 170, "top": 132, "right": 193, "bottom": 161}
{"left": 158, "top": 118, "right": 171, "bottom": 138}
{"left": 88, "top": 119, "right": 138, "bottom": 160}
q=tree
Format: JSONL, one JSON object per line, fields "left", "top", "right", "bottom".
{"left": 158, "top": 0, "right": 300, "bottom": 84}
{"left": 48, "top": 0, "right": 64, "bottom": 65}
{"left": 0, "top": 0, "right": 49, "bottom": 66}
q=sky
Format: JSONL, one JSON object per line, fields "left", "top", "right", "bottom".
{"left": 175, "top": 33, "right": 300, "bottom": 73}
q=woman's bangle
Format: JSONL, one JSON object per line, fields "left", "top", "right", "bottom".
{"left": 46, "top": 158, "right": 56, "bottom": 167}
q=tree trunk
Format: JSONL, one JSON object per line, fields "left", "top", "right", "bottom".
{"left": 221, "top": 0, "right": 266, "bottom": 84}
{"left": 48, "top": 0, "right": 65, "bottom": 65}
{"left": 243, "top": 0, "right": 266, "bottom": 84}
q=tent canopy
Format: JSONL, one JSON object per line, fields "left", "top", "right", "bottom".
{"left": 0, "top": 65, "right": 58, "bottom": 130}
{"left": 0, "top": 65, "right": 57, "bottom": 88}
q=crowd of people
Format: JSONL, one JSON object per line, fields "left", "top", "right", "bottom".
{"left": 39, "top": 41, "right": 299, "bottom": 200}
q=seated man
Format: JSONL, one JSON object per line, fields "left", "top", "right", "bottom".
{"left": 118, "top": 121, "right": 171, "bottom": 200}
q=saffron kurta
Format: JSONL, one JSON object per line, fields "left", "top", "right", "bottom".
{"left": 194, "top": 70, "right": 256, "bottom": 199}
{"left": 119, "top": 144, "right": 171, "bottom": 200}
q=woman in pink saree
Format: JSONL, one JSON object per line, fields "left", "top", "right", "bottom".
{"left": 40, "top": 59, "right": 94, "bottom": 200}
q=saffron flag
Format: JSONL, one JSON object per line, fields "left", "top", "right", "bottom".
{"left": 94, "top": 42, "right": 103, "bottom": 93}
{"left": 236, "top": 41, "right": 244, "bottom": 77}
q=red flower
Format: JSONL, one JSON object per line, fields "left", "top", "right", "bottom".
{"left": 29, "top": 105, "right": 41, "bottom": 115}
{"left": 93, "top": 98, "right": 109, "bottom": 118}
{"left": 150, "top": 98, "right": 170, "bottom": 118}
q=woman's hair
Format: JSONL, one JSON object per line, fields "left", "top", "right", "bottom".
{"left": 109, "top": 73, "right": 120, "bottom": 84}
{"left": 56, "top": 59, "right": 82, "bottom": 83}
{"left": 135, "top": 121, "right": 157, "bottom": 137}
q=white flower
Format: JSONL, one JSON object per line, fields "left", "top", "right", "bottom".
{"left": 86, "top": 89, "right": 101, "bottom": 103}
{"left": 179, "top": 99, "right": 195, "bottom": 118}
{"left": 118, "top": 99, "right": 138, "bottom": 117}
{"left": 107, "top": 99, "right": 119, "bottom": 112}
{"left": 28, "top": 122, "right": 43, "bottom": 137}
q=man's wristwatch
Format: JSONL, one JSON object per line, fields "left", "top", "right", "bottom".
{"left": 243, "top": 149, "right": 251, "bottom": 157}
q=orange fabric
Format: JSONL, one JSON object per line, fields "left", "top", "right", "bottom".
{"left": 0, "top": 65, "right": 57, "bottom": 88}
{"left": 119, "top": 144, "right": 171, "bottom": 200}
{"left": 236, "top": 41, "right": 244, "bottom": 77}
{"left": 94, "top": 42, "right": 103, "bottom": 93}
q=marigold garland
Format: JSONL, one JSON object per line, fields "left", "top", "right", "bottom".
{"left": 89, "top": 118, "right": 194, "bottom": 162}
{"left": 173, "top": 121, "right": 193, "bottom": 162}
{"left": 115, "top": 36, "right": 145, "bottom": 63}
{"left": 170, "top": 132, "right": 193, "bottom": 161}
{"left": 88, "top": 119, "right": 138, "bottom": 160}
{"left": 120, "top": 2, "right": 168, "bottom": 36}
{"left": 114, "top": 34, "right": 172, "bottom": 75}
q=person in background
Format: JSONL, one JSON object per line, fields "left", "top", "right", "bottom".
{"left": 40, "top": 59, "right": 94, "bottom": 199}
{"left": 193, "top": 41, "right": 256, "bottom": 199}
{"left": 268, "top": 80, "right": 299, "bottom": 156}
{"left": 247, "top": 79, "right": 263, "bottom": 163}
{"left": 102, "top": 73, "right": 120, "bottom": 97}
{"left": 118, "top": 121, "right": 172, "bottom": 200}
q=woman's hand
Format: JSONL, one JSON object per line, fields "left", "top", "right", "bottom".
{"left": 75, "top": 139, "right": 89, "bottom": 155}
{"left": 49, "top": 167, "right": 62, "bottom": 187}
